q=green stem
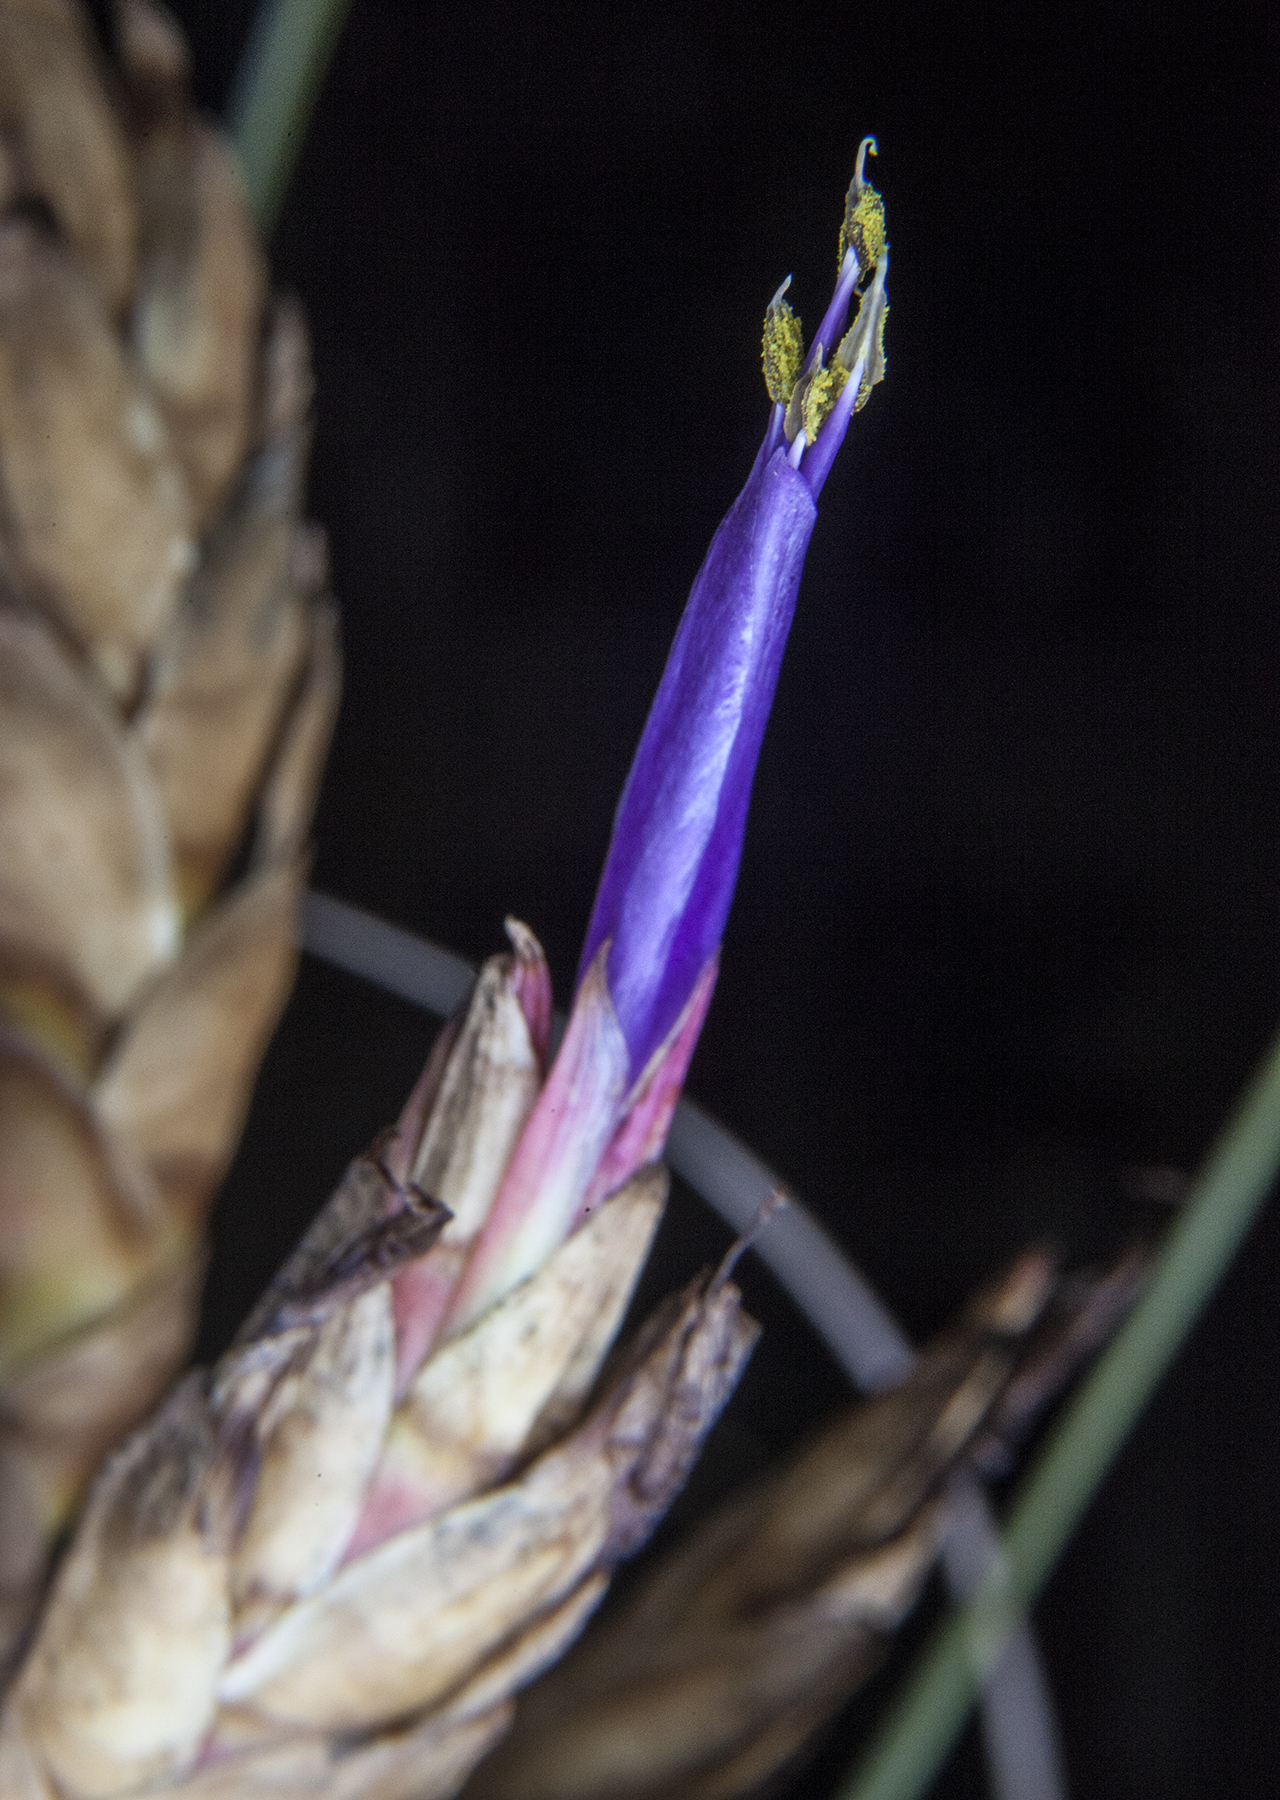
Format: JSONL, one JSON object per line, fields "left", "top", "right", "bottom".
{"left": 839, "top": 1025, "right": 1280, "bottom": 1800}
{"left": 226, "top": 0, "right": 356, "bottom": 233}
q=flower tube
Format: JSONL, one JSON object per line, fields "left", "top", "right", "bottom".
{"left": 448, "top": 142, "right": 890, "bottom": 1326}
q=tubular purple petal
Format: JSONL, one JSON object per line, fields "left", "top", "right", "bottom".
{"left": 578, "top": 446, "right": 817, "bottom": 1079}
{"left": 578, "top": 152, "right": 887, "bottom": 1083}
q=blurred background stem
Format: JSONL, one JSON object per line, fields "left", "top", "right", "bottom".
{"left": 226, "top": 0, "right": 355, "bottom": 231}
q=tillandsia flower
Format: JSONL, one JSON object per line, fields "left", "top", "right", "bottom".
{"left": 2, "top": 149, "right": 890, "bottom": 1800}
{"left": 0, "top": 0, "right": 338, "bottom": 1666}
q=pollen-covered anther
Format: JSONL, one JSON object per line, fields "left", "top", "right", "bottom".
{"left": 782, "top": 342, "right": 847, "bottom": 446}
{"left": 835, "top": 250, "right": 889, "bottom": 412}
{"left": 761, "top": 276, "right": 805, "bottom": 406}
{"left": 839, "top": 135, "right": 887, "bottom": 275}
{"left": 801, "top": 350, "right": 850, "bottom": 444}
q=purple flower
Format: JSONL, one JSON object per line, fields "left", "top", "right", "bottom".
{"left": 580, "top": 138, "right": 890, "bottom": 1079}
{"left": 447, "top": 146, "right": 889, "bottom": 1322}
{"left": 577, "top": 446, "right": 817, "bottom": 1081}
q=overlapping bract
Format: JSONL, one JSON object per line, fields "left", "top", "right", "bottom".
{"left": 0, "top": 0, "right": 337, "bottom": 1661}
{"left": 3, "top": 928, "right": 758, "bottom": 1799}
{"left": 465, "top": 1249, "right": 1147, "bottom": 1800}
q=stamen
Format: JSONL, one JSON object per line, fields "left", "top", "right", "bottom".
{"left": 836, "top": 251, "right": 888, "bottom": 399}
{"left": 800, "top": 242, "right": 889, "bottom": 499}
{"left": 801, "top": 353, "right": 865, "bottom": 499}
{"left": 839, "top": 140, "right": 887, "bottom": 276}
{"left": 787, "top": 429, "right": 807, "bottom": 469}
{"left": 800, "top": 352, "right": 849, "bottom": 445}
{"left": 762, "top": 275, "right": 805, "bottom": 406}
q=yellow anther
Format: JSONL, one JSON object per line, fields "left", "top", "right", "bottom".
{"left": 761, "top": 277, "right": 805, "bottom": 406}
{"left": 782, "top": 343, "right": 851, "bottom": 446}
{"left": 839, "top": 137, "right": 888, "bottom": 274}
{"left": 836, "top": 252, "right": 889, "bottom": 411}
{"left": 800, "top": 351, "right": 850, "bottom": 444}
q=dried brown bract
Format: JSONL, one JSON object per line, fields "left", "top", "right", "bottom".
{"left": 462, "top": 1253, "right": 1142, "bottom": 1800}
{"left": 0, "top": 0, "right": 338, "bottom": 1661}
{"left": 1, "top": 962, "right": 759, "bottom": 1798}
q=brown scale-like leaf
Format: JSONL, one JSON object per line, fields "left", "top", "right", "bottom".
{"left": 0, "top": 219, "right": 195, "bottom": 696}
{"left": 0, "top": 1029, "right": 172, "bottom": 1379}
{"left": 93, "top": 857, "right": 304, "bottom": 1229}
{"left": 0, "top": 995, "right": 756, "bottom": 1799}
{"left": 0, "top": 1705, "right": 51, "bottom": 1799}
{"left": 135, "top": 422, "right": 316, "bottom": 913}
{"left": 252, "top": 591, "right": 342, "bottom": 872}
{"left": 0, "top": 0, "right": 342, "bottom": 1697}
{"left": 120, "top": 0, "right": 267, "bottom": 528}
{"left": 463, "top": 1259, "right": 1057, "bottom": 1800}
{"left": 159, "top": 1701, "right": 514, "bottom": 1800}
{"left": 0, "top": 1248, "right": 204, "bottom": 1644}
{"left": 10, "top": 1376, "right": 234, "bottom": 1800}
{"left": 0, "top": 608, "right": 178, "bottom": 1039}
{"left": 409, "top": 944, "right": 546, "bottom": 1242}
{"left": 228, "top": 1284, "right": 397, "bottom": 1634}
{"left": 325, "top": 1704, "right": 523, "bottom": 1800}
{"left": 216, "top": 1390, "right": 618, "bottom": 1734}
{"left": 231, "top": 1151, "right": 448, "bottom": 1350}
{"left": 0, "top": 0, "right": 138, "bottom": 317}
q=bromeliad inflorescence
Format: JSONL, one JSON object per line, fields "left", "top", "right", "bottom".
{"left": 4, "top": 150, "right": 891, "bottom": 1800}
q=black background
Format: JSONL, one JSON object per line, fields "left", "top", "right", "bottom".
{"left": 101, "top": 3, "right": 1280, "bottom": 1795}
